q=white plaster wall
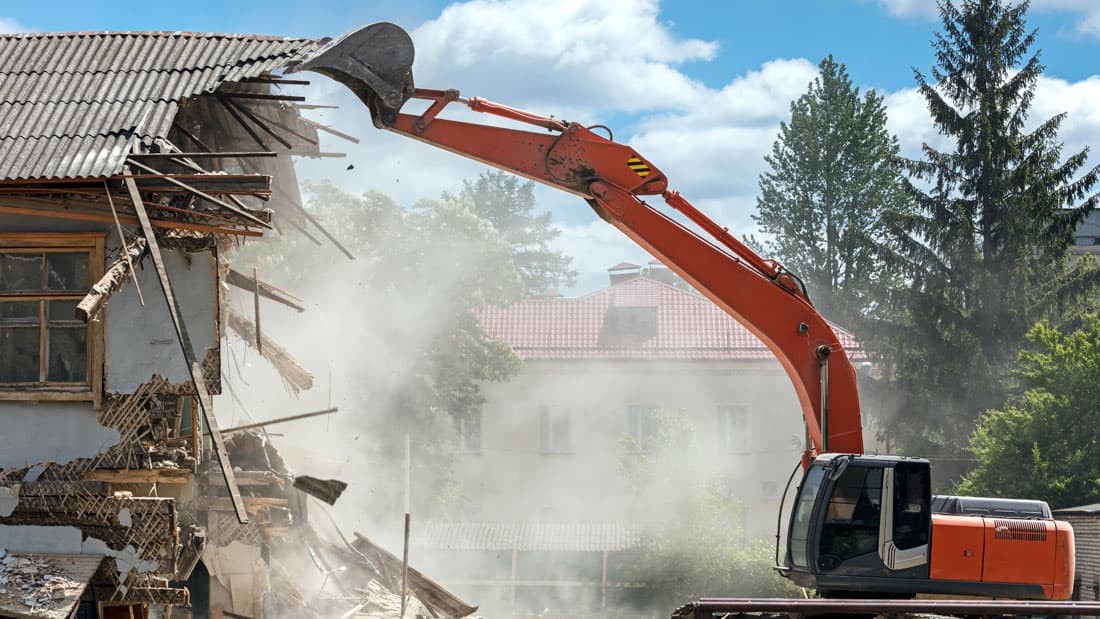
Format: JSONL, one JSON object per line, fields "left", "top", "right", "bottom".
{"left": 457, "top": 359, "right": 806, "bottom": 539}
{"left": 106, "top": 249, "right": 218, "bottom": 392}
{"left": 0, "top": 402, "right": 120, "bottom": 469}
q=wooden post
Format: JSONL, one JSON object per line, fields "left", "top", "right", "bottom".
{"left": 510, "top": 548, "right": 518, "bottom": 611}
{"left": 401, "top": 432, "right": 411, "bottom": 618}
{"left": 601, "top": 550, "right": 609, "bottom": 610}
{"left": 253, "top": 265, "right": 262, "bottom": 354}
{"left": 124, "top": 170, "right": 249, "bottom": 524}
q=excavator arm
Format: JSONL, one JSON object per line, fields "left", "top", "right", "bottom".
{"left": 292, "top": 22, "right": 864, "bottom": 455}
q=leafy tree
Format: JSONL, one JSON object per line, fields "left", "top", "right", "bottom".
{"left": 753, "top": 56, "right": 908, "bottom": 327}
{"left": 617, "top": 410, "right": 797, "bottom": 612}
{"left": 957, "top": 317, "right": 1100, "bottom": 509}
{"left": 875, "top": 0, "right": 1100, "bottom": 470}
{"left": 448, "top": 170, "right": 576, "bottom": 295}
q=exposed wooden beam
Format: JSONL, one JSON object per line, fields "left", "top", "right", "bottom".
{"left": 216, "top": 407, "right": 338, "bottom": 435}
{"left": 125, "top": 159, "right": 272, "bottom": 230}
{"left": 224, "top": 307, "right": 314, "bottom": 392}
{"left": 76, "top": 236, "right": 147, "bottom": 322}
{"left": 215, "top": 96, "right": 270, "bottom": 150}
{"left": 82, "top": 468, "right": 192, "bottom": 484}
{"left": 130, "top": 151, "right": 279, "bottom": 159}
{"left": 220, "top": 92, "right": 306, "bottom": 102}
{"left": 225, "top": 267, "right": 305, "bottom": 313}
{"left": 123, "top": 169, "right": 250, "bottom": 524}
{"left": 299, "top": 116, "right": 361, "bottom": 144}
{"left": 0, "top": 201, "right": 264, "bottom": 237}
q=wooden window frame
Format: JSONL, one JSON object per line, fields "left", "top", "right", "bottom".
{"left": 0, "top": 232, "right": 105, "bottom": 404}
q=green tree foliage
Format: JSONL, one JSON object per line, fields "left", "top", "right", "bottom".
{"left": 617, "top": 411, "right": 797, "bottom": 611}
{"left": 958, "top": 317, "right": 1100, "bottom": 508}
{"left": 876, "top": 0, "right": 1100, "bottom": 467}
{"left": 232, "top": 179, "right": 534, "bottom": 517}
{"left": 753, "top": 56, "right": 908, "bottom": 327}
{"left": 448, "top": 170, "right": 576, "bottom": 295}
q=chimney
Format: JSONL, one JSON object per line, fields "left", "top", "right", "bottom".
{"left": 607, "top": 262, "right": 641, "bottom": 286}
{"left": 646, "top": 259, "right": 676, "bottom": 285}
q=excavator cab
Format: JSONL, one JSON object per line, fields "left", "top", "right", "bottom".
{"left": 784, "top": 454, "right": 933, "bottom": 596}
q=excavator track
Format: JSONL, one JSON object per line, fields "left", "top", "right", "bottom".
{"left": 672, "top": 597, "right": 1100, "bottom": 618}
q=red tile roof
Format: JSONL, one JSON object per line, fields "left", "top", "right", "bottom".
{"left": 476, "top": 275, "right": 864, "bottom": 361}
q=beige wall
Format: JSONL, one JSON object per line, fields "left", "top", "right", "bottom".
{"left": 454, "top": 358, "right": 809, "bottom": 540}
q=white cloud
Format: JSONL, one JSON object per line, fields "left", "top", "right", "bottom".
{"left": 0, "top": 18, "right": 29, "bottom": 33}
{"left": 876, "top": 0, "right": 939, "bottom": 19}
{"left": 878, "top": 0, "right": 1100, "bottom": 39}
{"left": 294, "top": 0, "right": 1100, "bottom": 294}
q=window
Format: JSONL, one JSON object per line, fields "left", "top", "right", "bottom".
{"left": 627, "top": 404, "right": 658, "bottom": 450}
{"left": 453, "top": 411, "right": 482, "bottom": 453}
{"left": 819, "top": 465, "right": 883, "bottom": 566}
{"left": 0, "top": 234, "right": 103, "bottom": 397}
{"left": 539, "top": 406, "right": 571, "bottom": 454}
{"left": 717, "top": 404, "right": 748, "bottom": 453}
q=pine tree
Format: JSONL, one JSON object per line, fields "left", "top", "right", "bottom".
{"left": 878, "top": 0, "right": 1100, "bottom": 472}
{"left": 753, "top": 56, "right": 908, "bottom": 328}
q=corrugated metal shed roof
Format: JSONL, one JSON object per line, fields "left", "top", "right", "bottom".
{"left": 476, "top": 275, "right": 865, "bottom": 361}
{"left": 0, "top": 31, "right": 321, "bottom": 180}
{"left": 416, "top": 522, "right": 642, "bottom": 552}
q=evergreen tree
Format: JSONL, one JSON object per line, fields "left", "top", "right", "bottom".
{"left": 753, "top": 56, "right": 908, "bottom": 327}
{"left": 450, "top": 170, "right": 576, "bottom": 296}
{"left": 878, "top": 0, "right": 1100, "bottom": 470}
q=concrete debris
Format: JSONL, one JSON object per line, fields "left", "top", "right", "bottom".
{"left": 0, "top": 553, "right": 93, "bottom": 618}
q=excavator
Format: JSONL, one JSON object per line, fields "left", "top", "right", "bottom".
{"left": 290, "top": 22, "right": 1097, "bottom": 618}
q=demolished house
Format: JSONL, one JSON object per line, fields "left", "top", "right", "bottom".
{"left": 0, "top": 29, "right": 473, "bottom": 618}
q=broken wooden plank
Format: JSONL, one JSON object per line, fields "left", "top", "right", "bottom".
{"left": 216, "top": 408, "right": 338, "bottom": 435}
{"left": 125, "top": 159, "right": 272, "bottom": 229}
{"left": 123, "top": 170, "right": 249, "bottom": 525}
{"left": 220, "top": 92, "right": 306, "bottom": 102}
{"left": 224, "top": 307, "right": 314, "bottom": 392}
{"left": 77, "top": 236, "right": 147, "bottom": 323}
{"left": 104, "top": 180, "right": 145, "bottom": 307}
{"left": 225, "top": 268, "right": 305, "bottom": 312}
{"left": 192, "top": 496, "right": 289, "bottom": 514}
{"left": 253, "top": 265, "right": 263, "bottom": 354}
{"left": 82, "top": 468, "right": 192, "bottom": 485}
{"left": 215, "top": 95, "right": 270, "bottom": 151}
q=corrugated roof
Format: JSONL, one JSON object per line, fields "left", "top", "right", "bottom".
{"left": 0, "top": 31, "right": 321, "bottom": 180}
{"left": 476, "top": 275, "right": 865, "bottom": 361}
{"left": 416, "top": 522, "right": 642, "bottom": 552}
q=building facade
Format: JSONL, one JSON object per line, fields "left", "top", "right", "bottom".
{"left": 425, "top": 263, "right": 864, "bottom": 616}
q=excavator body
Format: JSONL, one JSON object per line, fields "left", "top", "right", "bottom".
{"left": 294, "top": 22, "right": 1083, "bottom": 613}
{"left": 786, "top": 455, "right": 1074, "bottom": 600}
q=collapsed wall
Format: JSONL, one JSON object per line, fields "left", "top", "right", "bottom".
{"left": 0, "top": 29, "right": 474, "bottom": 618}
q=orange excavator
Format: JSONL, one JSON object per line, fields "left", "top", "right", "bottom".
{"left": 293, "top": 22, "right": 1091, "bottom": 616}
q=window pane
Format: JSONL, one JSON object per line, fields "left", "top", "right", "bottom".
{"left": 48, "top": 299, "right": 81, "bottom": 323}
{"left": 0, "top": 301, "right": 38, "bottom": 322}
{"left": 45, "top": 252, "right": 89, "bottom": 291}
{"left": 0, "top": 253, "right": 43, "bottom": 292}
{"left": 47, "top": 327, "right": 87, "bottom": 382}
{"left": 0, "top": 327, "right": 40, "bottom": 382}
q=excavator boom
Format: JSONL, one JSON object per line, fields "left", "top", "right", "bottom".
{"left": 290, "top": 22, "right": 864, "bottom": 456}
{"left": 294, "top": 21, "right": 1080, "bottom": 612}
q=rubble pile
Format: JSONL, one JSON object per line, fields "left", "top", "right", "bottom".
{"left": 0, "top": 550, "right": 86, "bottom": 618}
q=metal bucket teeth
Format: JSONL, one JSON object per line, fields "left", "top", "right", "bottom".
{"left": 291, "top": 22, "right": 415, "bottom": 119}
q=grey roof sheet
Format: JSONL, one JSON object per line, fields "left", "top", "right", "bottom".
{"left": 415, "top": 522, "right": 642, "bottom": 552}
{"left": 0, "top": 31, "right": 321, "bottom": 181}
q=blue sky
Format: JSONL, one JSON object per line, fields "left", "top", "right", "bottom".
{"left": 5, "top": 1, "right": 1100, "bottom": 292}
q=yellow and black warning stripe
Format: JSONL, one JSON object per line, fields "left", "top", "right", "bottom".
{"left": 626, "top": 155, "right": 650, "bottom": 178}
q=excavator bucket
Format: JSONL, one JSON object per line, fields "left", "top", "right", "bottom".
{"left": 289, "top": 22, "right": 415, "bottom": 123}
